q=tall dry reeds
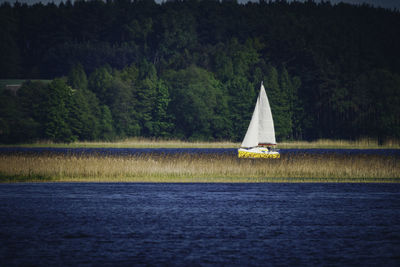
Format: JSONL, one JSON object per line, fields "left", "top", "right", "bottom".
{"left": 279, "top": 138, "right": 400, "bottom": 149}
{"left": 0, "top": 153, "right": 398, "bottom": 183}
{"left": 10, "top": 138, "right": 239, "bottom": 149}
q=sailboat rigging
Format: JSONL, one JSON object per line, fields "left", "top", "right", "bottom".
{"left": 238, "top": 82, "right": 280, "bottom": 158}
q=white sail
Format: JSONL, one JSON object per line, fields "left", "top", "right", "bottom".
{"left": 240, "top": 83, "right": 276, "bottom": 148}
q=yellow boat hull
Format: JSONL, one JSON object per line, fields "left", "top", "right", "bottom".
{"left": 238, "top": 150, "right": 280, "bottom": 159}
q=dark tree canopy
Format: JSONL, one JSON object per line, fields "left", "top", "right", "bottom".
{"left": 0, "top": 0, "right": 399, "bottom": 143}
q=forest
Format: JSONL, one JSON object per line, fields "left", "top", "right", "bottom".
{"left": 0, "top": 0, "right": 399, "bottom": 143}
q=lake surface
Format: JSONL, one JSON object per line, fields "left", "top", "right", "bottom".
{"left": 0, "top": 183, "right": 399, "bottom": 266}
{"left": 1, "top": 147, "right": 400, "bottom": 156}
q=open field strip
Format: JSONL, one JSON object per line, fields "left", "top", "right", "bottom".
{"left": 3, "top": 139, "right": 239, "bottom": 149}
{"left": 279, "top": 138, "right": 400, "bottom": 149}
{"left": 0, "top": 153, "right": 398, "bottom": 183}
{"left": 2, "top": 138, "right": 399, "bottom": 149}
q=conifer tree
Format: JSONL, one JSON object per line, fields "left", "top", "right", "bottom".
{"left": 43, "top": 79, "right": 74, "bottom": 142}
{"left": 67, "top": 63, "right": 88, "bottom": 91}
{"left": 135, "top": 61, "right": 157, "bottom": 136}
{"left": 227, "top": 77, "right": 255, "bottom": 141}
{"left": 99, "top": 105, "right": 114, "bottom": 140}
{"left": 152, "top": 80, "right": 173, "bottom": 137}
{"left": 265, "top": 66, "right": 291, "bottom": 141}
{"left": 88, "top": 65, "right": 113, "bottom": 105}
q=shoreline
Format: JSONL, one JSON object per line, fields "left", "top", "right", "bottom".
{"left": 1, "top": 175, "right": 399, "bottom": 184}
{"left": 1, "top": 138, "right": 399, "bottom": 149}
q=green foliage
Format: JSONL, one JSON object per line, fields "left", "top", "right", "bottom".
{"left": 265, "top": 66, "right": 291, "bottom": 141}
{"left": 164, "top": 65, "right": 230, "bottom": 140}
{"left": 67, "top": 89, "right": 95, "bottom": 140}
{"left": 226, "top": 77, "right": 255, "bottom": 141}
{"left": 135, "top": 61, "right": 158, "bottom": 136}
{"left": 67, "top": 63, "right": 88, "bottom": 91}
{"left": 0, "top": 1, "right": 399, "bottom": 143}
{"left": 99, "top": 105, "right": 114, "bottom": 141}
{"left": 0, "top": 89, "right": 22, "bottom": 143}
{"left": 151, "top": 80, "right": 174, "bottom": 137}
{"left": 88, "top": 65, "right": 113, "bottom": 105}
{"left": 353, "top": 69, "right": 400, "bottom": 142}
{"left": 43, "top": 79, "right": 75, "bottom": 142}
{"left": 108, "top": 77, "right": 139, "bottom": 137}
{"left": 0, "top": 6, "right": 21, "bottom": 78}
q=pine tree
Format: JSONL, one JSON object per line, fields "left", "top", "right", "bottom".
{"left": 227, "top": 77, "right": 255, "bottom": 141}
{"left": 265, "top": 66, "right": 291, "bottom": 141}
{"left": 151, "top": 80, "right": 173, "bottom": 137}
{"left": 43, "top": 79, "right": 74, "bottom": 142}
{"left": 67, "top": 63, "right": 88, "bottom": 91}
{"left": 278, "top": 67, "right": 293, "bottom": 140}
{"left": 99, "top": 105, "right": 114, "bottom": 140}
{"left": 108, "top": 78, "right": 140, "bottom": 137}
{"left": 88, "top": 65, "right": 113, "bottom": 105}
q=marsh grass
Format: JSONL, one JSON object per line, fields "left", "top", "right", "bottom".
{"left": 6, "top": 138, "right": 239, "bottom": 149}
{"left": 278, "top": 138, "right": 400, "bottom": 149}
{"left": 3, "top": 137, "right": 399, "bottom": 149}
{"left": 0, "top": 153, "right": 398, "bottom": 183}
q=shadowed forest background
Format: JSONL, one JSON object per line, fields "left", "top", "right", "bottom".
{"left": 0, "top": 0, "right": 399, "bottom": 143}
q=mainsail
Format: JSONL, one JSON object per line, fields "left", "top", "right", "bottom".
{"left": 240, "top": 83, "right": 276, "bottom": 148}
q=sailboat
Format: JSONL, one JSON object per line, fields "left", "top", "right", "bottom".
{"left": 238, "top": 82, "right": 280, "bottom": 158}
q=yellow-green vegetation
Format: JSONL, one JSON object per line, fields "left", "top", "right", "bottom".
{"left": 279, "top": 138, "right": 400, "bottom": 149}
{"left": 0, "top": 153, "right": 398, "bottom": 183}
{"left": 8, "top": 138, "right": 239, "bottom": 148}
{"left": 2, "top": 138, "right": 399, "bottom": 149}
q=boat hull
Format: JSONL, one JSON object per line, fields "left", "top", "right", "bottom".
{"left": 238, "top": 148, "right": 280, "bottom": 159}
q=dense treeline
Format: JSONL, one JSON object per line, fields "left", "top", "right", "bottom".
{"left": 0, "top": 0, "right": 399, "bottom": 143}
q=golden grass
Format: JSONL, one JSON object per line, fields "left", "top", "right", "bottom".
{"left": 7, "top": 138, "right": 239, "bottom": 148}
{"left": 3, "top": 137, "right": 399, "bottom": 149}
{"left": 0, "top": 153, "right": 398, "bottom": 183}
{"left": 279, "top": 138, "right": 400, "bottom": 149}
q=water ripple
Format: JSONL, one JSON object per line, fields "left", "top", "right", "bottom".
{"left": 0, "top": 183, "right": 399, "bottom": 266}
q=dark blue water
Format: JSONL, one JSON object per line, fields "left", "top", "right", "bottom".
{"left": 1, "top": 147, "right": 399, "bottom": 156}
{"left": 0, "top": 183, "right": 399, "bottom": 266}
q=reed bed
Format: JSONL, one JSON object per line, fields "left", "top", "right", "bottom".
{"left": 278, "top": 138, "right": 400, "bottom": 149}
{"left": 0, "top": 153, "right": 398, "bottom": 183}
{"left": 9, "top": 138, "right": 239, "bottom": 149}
